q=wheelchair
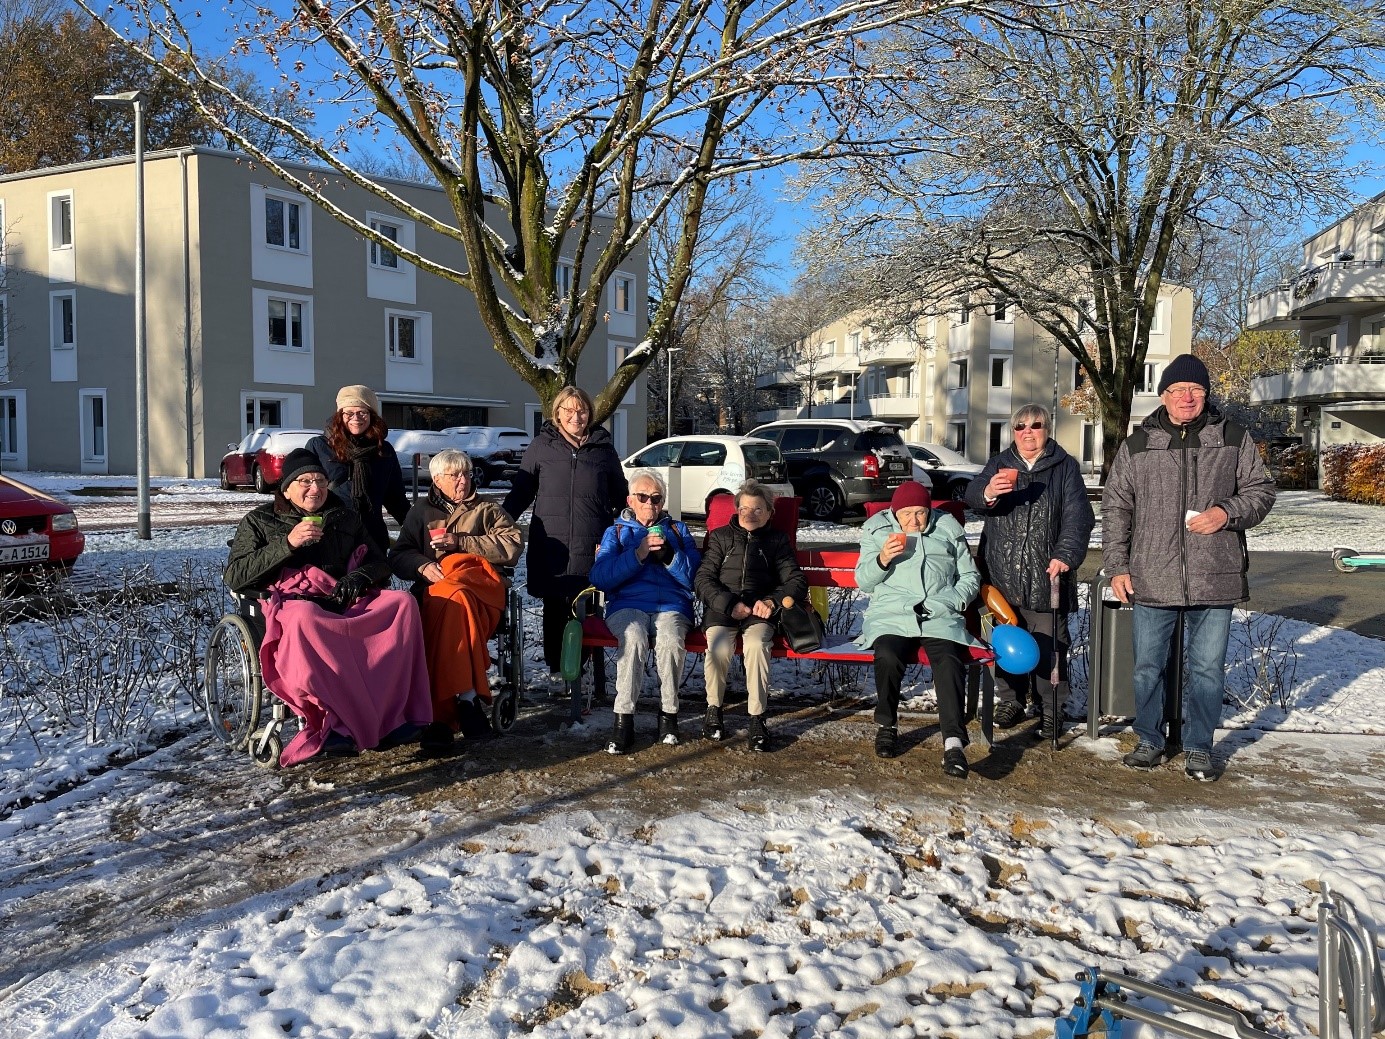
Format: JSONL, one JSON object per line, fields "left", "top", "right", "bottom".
{"left": 204, "top": 581, "right": 526, "bottom": 768}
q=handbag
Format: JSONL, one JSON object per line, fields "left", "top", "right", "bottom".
{"left": 776, "top": 596, "right": 825, "bottom": 653}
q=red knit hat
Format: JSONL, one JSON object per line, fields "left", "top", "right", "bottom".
{"left": 890, "top": 480, "right": 932, "bottom": 515}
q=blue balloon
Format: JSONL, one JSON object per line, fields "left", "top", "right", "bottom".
{"left": 992, "top": 623, "right": 1040, "bottom": 674}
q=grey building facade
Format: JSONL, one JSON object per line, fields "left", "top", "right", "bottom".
{"left": 0, "top": 148, "right": 646, "bottom": 477}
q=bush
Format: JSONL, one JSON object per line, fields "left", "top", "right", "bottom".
{"left": 1321, "top": 443, "right": 1385, "bottom": 505}
{"left": 1266, "top": 444, "right": 1316, "bottom": 489}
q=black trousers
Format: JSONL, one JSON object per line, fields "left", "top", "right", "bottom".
{"left": 872, "top": 634, "right": 967, "bottom": 742}
{"left": 996, "top": 606, "right": 1070, "bottom": 712}
{"left": 540, "top": 574, "right": 595, "bottom": 672}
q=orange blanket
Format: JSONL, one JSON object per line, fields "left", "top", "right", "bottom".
{"left": 421, "top": 553, "right": 507, "bottom": 729}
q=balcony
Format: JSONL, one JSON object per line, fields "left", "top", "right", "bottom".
{"left": 946, "top": 386, "right": 970, "bottom": 414}
{"left": 752, "top": 406, "right": 801, "bottom": 424}
{"left": 756, "top": 368, "right": 797, "bottom": 389}
{"left": 865, "top": 394, "right": 920, "bottom": 419}
{"left": 1250, "top": 357, "right": 1385, "bottom": 404}
{"left": 860, "top": 337, "right": 916, "bottom": 365}
{"left": 1247, "top": 260, "right": 1385, "bottom": 330}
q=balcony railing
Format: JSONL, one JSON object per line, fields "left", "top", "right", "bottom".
{"left": 1250, "top": 356, "right": 1385, "bottom": 404}
{"left": 1247, "top": 259, "right": 1385, "bottom": 329}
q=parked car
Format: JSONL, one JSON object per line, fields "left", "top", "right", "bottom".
{"left": 219, "top": 428, "right": 320, "bottom": 493}
{"left": 387, "top": 429, "right": 475, "bottom": 487}
{"left": 439, "top": 426, "right": 532, "bottom": 487}
{"left": 905, "top": 442, "right": 984, "bottom": 500}
{"left": 0, "top": 474, "right": 85, "bottom": 579}
{"left": 621, "top": 435, "right": 795, "bottom": 518}
{"left": 746, "top": 419, "right": 914, "bottom": 522}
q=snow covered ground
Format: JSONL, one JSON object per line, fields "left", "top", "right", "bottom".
{"left": 1, "top": 479, "right": 1383, "bottom": 1038}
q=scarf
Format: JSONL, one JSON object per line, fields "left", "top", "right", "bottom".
{"left": 346, "top": 433, "right": 379, "bottom": 507}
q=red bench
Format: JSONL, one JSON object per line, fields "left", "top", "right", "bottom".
{"left": 579, "top": 514, "right": 999, "bottom": 739}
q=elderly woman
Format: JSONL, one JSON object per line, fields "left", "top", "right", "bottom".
{"left": 856, "top": 480, "right": 982, "bottom": 778}
{"left": 963, "top": 403, "right": 1094, "bottom": 739}
{"left": 306, "top": 384, "right": 410, "bottom": 553}
{"left": 590, "top": 469, "right": 700, "bottom": 754}
{"left": 224, "top": 448, "right": 433, "bottom": 765}
{"left": 502, "top": 386, "right": 627, "bottom": 699}
{"left": 694, "top": 480, "right": 807, "bottom": 752}
{"left": 390, "top": 450, "right": 523, "bottom": 752}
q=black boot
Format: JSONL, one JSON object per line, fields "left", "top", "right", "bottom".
{"left": 748, "top": 714, "right": 770, "bottom": 753}
{"left": 657, "top": 710, "right": 680, "bottom": 746}
{"left": 606, "top": 713, "right": 634, "bottom": 755}
{"left": 703, "top": 705, "right": 724, "bottom": 741}
{"left": 875, "top": 725, "right": 897, "bottom": 759}
{"left": 457, "top": 696, "right": 495, "bottom": 740}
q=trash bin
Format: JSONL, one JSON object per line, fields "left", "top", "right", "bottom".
{"left": 1086, "top": 570, "right": 1183, "bottom": 743}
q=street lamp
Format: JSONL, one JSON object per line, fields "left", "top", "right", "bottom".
{"left": 94, "top": 90, "right": 150, "bottom": 539}
{"left": 666, "top": 347, "right": 681, "bottom": 436}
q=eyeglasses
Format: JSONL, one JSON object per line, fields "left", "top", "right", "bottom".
{"left": 631, "top": 492, "right": 664, "bottom": 505}
{"left": 341, "top": 409, "right": 372, "bottom": 421}
{"left": 737, "top": 505, "right": 767, "bottom": 516}
{"left": 438, "top": 470, "right": 469, "bottom": 480}
{"left": 1013, "top": 422, "right": 1045, "bottom": 432}
{"left": 1163, "top": 386, "right": 1207, "bottom": 399}
{"left": 559, "top": 406, "right": 590, "bottom": 417}
{"left": 291, "top": 476, "right": 330, "bottom": 489}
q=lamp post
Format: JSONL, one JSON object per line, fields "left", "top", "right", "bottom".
{"left": 94, "top": 90, "right": 150, "bottom": 539}
{"left": 666, "top": 347, "right": 681, "bottom": 436}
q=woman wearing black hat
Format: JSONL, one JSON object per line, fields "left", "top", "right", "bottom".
{"left": 224, "top": 448, "right": 433, "bottom": 764}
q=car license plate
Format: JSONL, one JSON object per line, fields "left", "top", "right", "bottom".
{"left": 886, "top": 460, "right": 906, "bottom": 471}
{"left": 0, "top": 539, "right": 49, "bottom": 565}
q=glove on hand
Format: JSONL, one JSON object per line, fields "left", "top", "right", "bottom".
{"left": 332, "top": 570, "right": 374, "bottom": 608}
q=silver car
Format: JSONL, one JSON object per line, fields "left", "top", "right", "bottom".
{"left": 622, "top": 435, "right": 796, "bottom": 518}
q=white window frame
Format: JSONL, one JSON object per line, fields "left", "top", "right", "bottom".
{"left": 1138, "top": 361, "right": 1160, "bottom": 395}
{"left": 613, "top": 274, "right": 634, "bottom": 315}
{"left": 386, "top": 310, "right": 420, "bottom": 362}
{"left": 990, "top": 356, "right": 1011, "bottom": 388}
{"left": 959, "top": 302, "right": 971, "bottom": 324}
{"left": 267, "top": 296, "right": 307, "bottom": 351}
{"left": 1149, "top": 299, "right": 1168, "bottom": 334}
{"left": 557, "top": 260, "right": 575, "bottom": 300}
{"left": 993, "top": 299, "right": 1010, "bottom": 322}
{"left": 51, "top": 290, "right": 76, "bottom": 351}
{"left": 368, "top": 216, "right": 401, "bottom": 269}
{"left": 950, "top": 358, "right": 969, "bottom": 389}
{"left": 0, "top": 393, "right": 19, "bottom": 460}
{"left": 244, "top": 396, "right": 285, "bottom": 433}
{"left": 988, "top": 420, "right": 1007, "bottom": 456}
{"left": 79, "top": 388, "right": 108, "bottom": 465}
{"left": 848, "top": 331, "right": 862, "bottom": 358}
{"left": 264, "top": 190, "right": 307, "bottom": 252}
{"left": 51, "top": 192, "right": 74, "bottom": 250}
{"left": 949, "top": 420, "right": 967, "bottom": 455}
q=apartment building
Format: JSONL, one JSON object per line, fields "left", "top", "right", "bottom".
{"left": 0, "top": 148, "right": 646, "bottom": 477}
{"left": 1246, "top": 196, "right": 1385, "bottom": 450}
{"left": 755, "top": 288, "right": 1193, "bottom": 470}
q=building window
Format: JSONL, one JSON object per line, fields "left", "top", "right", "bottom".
{"left": 848, "top": 331, "right": 862, "bottom": 357}
{"left": 949, "top": 421, "right": 967, "bottom": 455}
{"left": 991, "top": 357, "right": 1010, "bottom": 388}
{"left": 268, "top": 297, "right": 305, "bottom": 349}
{"left": 557, "top": 260, "right": 574, "bottom": 300}
{"left": 959, "top": 302, "right": 971, "bottom": 324}
{"left": 1138, "top": 362, "right": 1159, "bottom": 394}
{"left": 1082, "top": 422, "right": 1095, "bottom": 464}
{"left": 388, "top": 313, "right": 417, "bottom": 360}
{"left": 80, "top": 390, "right": 106, "bottom": 462}
{"left": 51, "top": 292, "right": 76, "bottom": 350}
{"left": 989, "top": 420, "right": 1006, "bottom": 456}
{"left": 265, "top": 195, "right": 303, "bottom": 250}
{"left": 614, "top": 274, "right": 634, "bottom": 314}
{"left": 0, "top": 395, "right": 17, "bottom": 458}
{"left": 993, "top": 299, "right": 1009, "bottom": 321}
{"left": 950, "top": 359, "right": 968, "bottom": 388}
{"left": 51, "top": 194, "right": 73, "bottom": 249}
{"left": 1149, "top": 299, "right": 1167, "bottom": 334}
{"left": 369, "top": 217, "right": 400, "bottom": 269}
{"left": 245, "top": 398, "right": 282, "bottom": 430}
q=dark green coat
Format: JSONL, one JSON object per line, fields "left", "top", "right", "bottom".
{"left": 224, "top": 492, "right": 390, "bottom": 594}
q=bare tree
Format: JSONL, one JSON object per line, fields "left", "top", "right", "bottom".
{"left": 800, "top": 0, "right": 1385, "bottom": 477}
{"left": 78, "top": 0, "right": 946, "bottom": 422}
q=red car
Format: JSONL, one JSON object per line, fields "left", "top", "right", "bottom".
{"left": 219, "top": 428, "right": 319, "bottom": 493}
{"left": 0, "top": 474, "right": 85, "bottom": 577}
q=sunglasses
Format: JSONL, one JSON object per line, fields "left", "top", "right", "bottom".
{"left": 1013, "top": 422, "right": 1045, "bottom": 431}
{"left": 631, "top": 492, "right": 664, "bottom": 505}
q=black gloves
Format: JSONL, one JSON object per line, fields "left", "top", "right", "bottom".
{"left": 332, "top": 570, "right": 374, "bottom": 608}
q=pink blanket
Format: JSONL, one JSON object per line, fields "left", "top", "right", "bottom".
{"left": 260, "top": 564, "right": 433, "bottom": 766}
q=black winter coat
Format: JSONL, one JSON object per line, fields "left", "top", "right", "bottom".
{"left": 501, "top": 422, "right": 627, "bottom": 598}
{"left": 695, "top": 519, "right": 809, "bottom": 630}
{"left": 224, "top": 492, "right": 391, "bottom": 594}
{"left": 306, "top": 434, "right": 410, "bottom": 553}
{"left": 963, "top": 441, "right": 1094, "bottom": 613}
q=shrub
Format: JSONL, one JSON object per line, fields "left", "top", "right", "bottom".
{"left": 1321, "top": 443, "right": 1385, "bottom": 505}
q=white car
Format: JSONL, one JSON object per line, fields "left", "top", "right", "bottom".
{"left": 387, "top": 429, "right": 477, "bottom": 486}
{"left": 905, "top": 442, "right": 984, "bottom": 500}
{"left": 622, "top": 435, "right": 796, "bottom": 518}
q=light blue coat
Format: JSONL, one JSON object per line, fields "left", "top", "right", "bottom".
{"left": 854, "top": 507, "right": 983, "bottom": 649}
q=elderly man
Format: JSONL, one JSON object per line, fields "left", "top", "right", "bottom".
{"left": 590, "top": 469, "right": 701, "bottom": 754}
{"left": 1102, "top": 354, "right": 1275, "bottom": 781}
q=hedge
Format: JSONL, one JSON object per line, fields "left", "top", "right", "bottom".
{"left": 1321, "top": 443, "right": 1385, "bottom": 505}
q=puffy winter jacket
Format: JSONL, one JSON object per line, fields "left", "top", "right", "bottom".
{"left": 502, "top": 422, "right": 628, "bottom": 598}
{"left": 963, "top": 440, "right": 1094, "bottom": 613}
{"left": 224, "top": 492, "right": 390, "bottom": 594}
{"left": 695, "top": 519, "right": 808, "bottom": 629}
{"left": 305, "top": 434, "right": 410, "bottom": 553}
{"left": 590, "top": 511, "right": 700, "bottom": 621}
{"left": 854, "top": 507, "right": 982, "bottom": 649}
{"left": 1101, "top": 406, "right": 1275, "bottom": 607}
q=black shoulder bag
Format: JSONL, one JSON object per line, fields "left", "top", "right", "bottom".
{"left": 776, "top": 596, "right": 825, "bottom": 653}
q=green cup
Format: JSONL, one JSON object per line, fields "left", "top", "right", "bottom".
{"left": 303, "top": 515, "right": 323, "bottom": 526}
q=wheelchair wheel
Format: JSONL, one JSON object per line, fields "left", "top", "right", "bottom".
{"left": 205, "top": 614, "right": 262, "bottom": 750}
{"left": 249, "top": 727, "right": 283, "bottom": 769}
{"left": 492, "top": 686, "right": 520, "bottom": 734}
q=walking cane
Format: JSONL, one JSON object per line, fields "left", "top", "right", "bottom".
{"left": 1049, "top": 571, "right": 1061, "bottom": 751}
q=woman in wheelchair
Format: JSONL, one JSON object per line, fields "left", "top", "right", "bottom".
{"left": 224, "top": 448, "right": 433, "bottom": 764}
{"left": 389, "top": 449, "right": 522, "bottom": 754}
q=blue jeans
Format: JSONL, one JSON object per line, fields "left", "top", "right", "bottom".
{"left": 1131, "top": 604, "right": 1232, "bottom": 754}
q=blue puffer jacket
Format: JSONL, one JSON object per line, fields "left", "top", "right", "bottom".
{"left": 590, "top": 510, "right": 701, "bottom": 621}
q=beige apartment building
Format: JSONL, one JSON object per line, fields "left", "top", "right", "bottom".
{"left": 756, "top": 288, "right": 1193, "bottom": 471}
{"left": 0, "top": 148, "right": 646, "bottom": 477}
{"left": 1246, "top": 195, "right": 1385, "bottom": 450}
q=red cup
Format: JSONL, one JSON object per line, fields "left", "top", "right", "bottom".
{"left": 887, "top": 532, "right": 907, "bottom": 552}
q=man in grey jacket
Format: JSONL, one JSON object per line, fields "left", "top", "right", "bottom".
{"left": 1102, "top": 354, "right": 1276, "bottom": 781}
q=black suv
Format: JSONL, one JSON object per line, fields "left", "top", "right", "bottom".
{"left": 747, "top": 419, "right": 913, "bottom": 521}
